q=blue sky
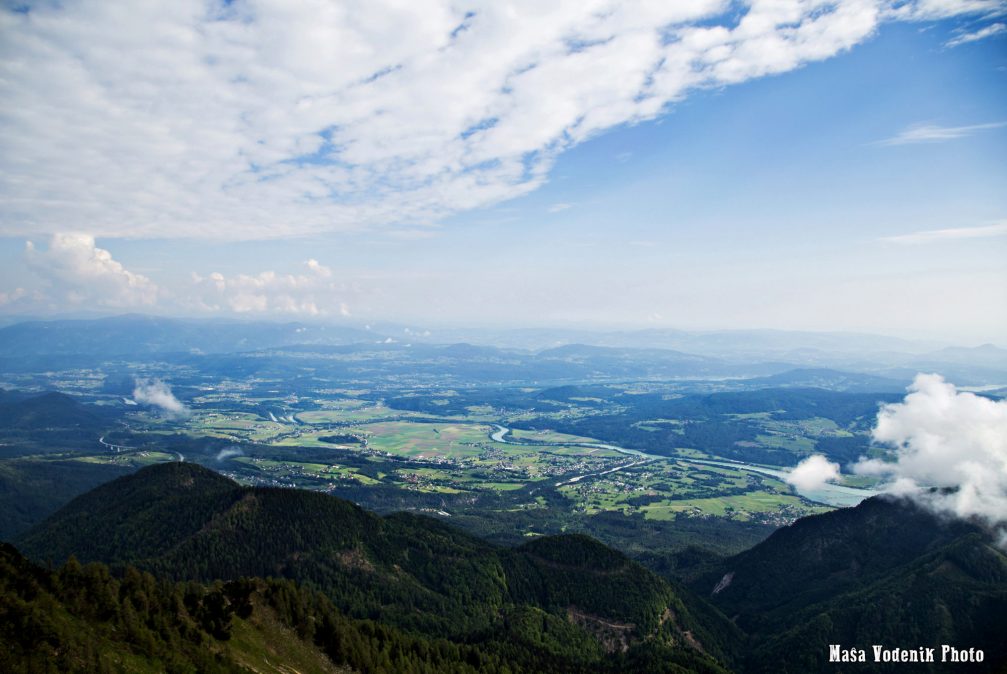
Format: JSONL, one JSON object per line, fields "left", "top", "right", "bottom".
{"left": 0, "top": 1, "right": 1005, "bottom": 343}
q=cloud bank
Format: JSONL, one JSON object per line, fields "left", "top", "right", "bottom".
{"left": 133, "top": 378, "right": 190, "bottom": 418}
{"left": 856, "top": 373, "right": 1007, "bottom": 537}
{"left": 786, "top": 454, "right": 842, "bottom": 490}
{"left": 0, "top": 0, "right": 999, "bottom": 240}
{"left": 17, "top": 235, "right": 355, "bottom": 316}
{"left": 189, "top": 258, "right": 353, "bottom": 316}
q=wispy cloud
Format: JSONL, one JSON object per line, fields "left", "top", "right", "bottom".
{"left": 945, "top": 22, "right": 1007, "bottom": 47}
{"left": 548, "top": 203, "right": 573, "bottom": 213}
{"left": 0, "top": 1, "right": 992, "bottom": 241}
{"left": 890, "top": 0, "right": 1007, "bottom": 20}
{"left": 876, "top": 121, "right": 1007, "bottom": 145}
{"left": 881, "top": 221, "right": 1007, "bottom": 245}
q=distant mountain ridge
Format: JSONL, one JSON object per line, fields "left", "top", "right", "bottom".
{"left": 2, "top": 314, "right": 1004, "bottom": 385}
{"left": 0, "top": 390, "right": 106, "bottom": 430}
{"left": 735, "top": 368, "right": 909, "bottom": 393}
{"left": 0, "top": 314, "right": 381, "bottom": 356}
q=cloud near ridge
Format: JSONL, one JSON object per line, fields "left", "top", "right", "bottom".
{"left": 786, "top": 454, "right": 842, "bottom": 491}
{"left": 855, "top": 373, "right": 1007, "bottom": 538}
{"left": 0, "top": 0, "right": 996, "bottom": 240}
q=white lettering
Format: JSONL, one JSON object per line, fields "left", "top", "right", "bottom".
{"left": 943, "top": 646, "right": 984, "bottom": 662}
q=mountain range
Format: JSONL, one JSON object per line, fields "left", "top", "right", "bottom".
{"left": 6, "top": 462, "right": 1005, "bottom": 673}
{"left": 1, "top": 315, "right": 1004, "bottom": 385}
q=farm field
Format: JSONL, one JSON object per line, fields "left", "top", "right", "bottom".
{"left": 0, "top": 359, "right": 899, "bottom": 555}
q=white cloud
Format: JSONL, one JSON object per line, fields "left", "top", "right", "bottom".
{"left": 0, "top": 0, "right": 992, "bottom": 241}
{"left": 133, "top": 378, "right": 190, "bottom": 418}
{"left": 786, "top": 454, "right": 842, "bottom": 491}
{"left": 945, "top": 22, "right": 1007, "bottom": 47}
{"left": 17, "top": 235, "right": 356, "bottom": 317}
{"left": 891, "top": 0, "right": 1007, "bottom": 20}
{"left": 548, "top": 203, "right": 572, "bottom": 213}
{"left": 24, "top": 233, "right": 158, "bottom": 307}
{"left": 856, "top": 373, "right": 1007, "bottom": 537}
{"left": 876, "top": 121, "right": 1007, "bottom": 145}
{"left": 188, "top": 258, "right": 352, "bottom": 316}
{"left": 881, "top": 221, "right": 1007, "bottom": 244}
{"left": 0, "top": 287, "right": 26, "bottom": 306}
{"left": 215, "top": 446, "right": 244, "bottom": 461}
{"left": 305, "top": 259, "right": 331, "bottom": 278}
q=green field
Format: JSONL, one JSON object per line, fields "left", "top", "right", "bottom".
{"left": 7, "top": 383, "right": 865, "bottom": 542}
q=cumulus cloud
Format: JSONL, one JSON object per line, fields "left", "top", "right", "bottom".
{"left": 0, "top": 1, "right": 994, "bottom": 240}
{"left": 855, "top": 373, "right": 1007, "bottom": 538}
{"left": 24, "top": 234, "right": 158, "bottom": 307}
{"left": 17, "top": 235, "right": 355, "bottom": 316}
{"left": 133, "top": 378, "right": 190, "bottom": 418}
{"left": 188, "top": 258, "right": 353, "bottom": 316}
{"left": 786, "top": 454, "right": 842, "bottom": 490}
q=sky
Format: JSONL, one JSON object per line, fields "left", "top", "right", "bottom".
{"left": 1, "top": 0, "right": 1005, "bottom": 344}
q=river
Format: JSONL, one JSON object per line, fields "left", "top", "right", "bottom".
{"left": 489, "top": 425, "right": 876, "bottom": 508}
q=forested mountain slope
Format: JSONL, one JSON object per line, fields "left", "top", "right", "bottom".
{"left": 690, "top": 497, "right": 1007, "bottom": 673}
{"left": 17, "top": 462, "right": 732, "bottom": 673}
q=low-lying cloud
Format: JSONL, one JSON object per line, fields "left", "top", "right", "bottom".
{"left": 133, "top": 378, "right": 190, "bottom": 418}
{"left": 856, "top": 373, "right": 1007, "bottom": 540}
{"left": 215, "top": 446, "right": 244, "bottom": 462}
{"left": 786, "top": 454, "right": 842, "bottom": 491}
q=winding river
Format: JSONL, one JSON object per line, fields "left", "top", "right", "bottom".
{"left": 490, "top": 425, "right": 876, "bottom": 508}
